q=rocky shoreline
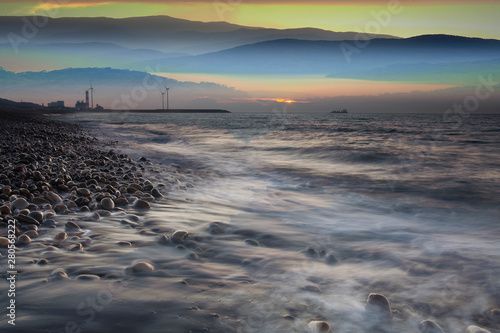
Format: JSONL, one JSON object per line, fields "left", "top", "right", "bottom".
{"left": 0, "top": 109, "right": 498, "bottom": 333}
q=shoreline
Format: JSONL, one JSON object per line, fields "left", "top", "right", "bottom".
{"left": 1, "top": 108, "right": 498, "bottom": 333}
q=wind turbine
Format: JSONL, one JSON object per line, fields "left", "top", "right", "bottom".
{"left": 89, "top": 81, "right": 94, "bottom": 110}
{"left": 161, "top": 90, "right": 165, "bottom": 110}
{"left": 164, "top": 85, "right": 170, "bottom": 110}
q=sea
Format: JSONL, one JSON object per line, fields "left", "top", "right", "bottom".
{"left": 50, "top": 112, "right": 500, "bottom": 332}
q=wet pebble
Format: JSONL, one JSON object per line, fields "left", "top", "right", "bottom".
{"left": 28, "top": 211, "right": 44, "bottom": 223}
{"left": 366, "top": 293, "right": 392, "bottom": 321}
{"left": 16, "top": 214, "right": 40, "bottom": 226}
{"left": 418, "top": 320, "right": 444, "bottom": 333}
{"left": 244, "top": 239, "right": 260, "bottom": 246}
{"left": 307, "top": 321, "right": 333, "bottom": 333}
{"left": 76, "top": 274, "right": 100, "bottom": 281}
{"left": 45, "top": 191, "right": 62, "bottom": 203}
{"left": 0, "top": 237, "right": 11, "bottom": 248}
{"left": 133, "top": 199, "right": 150, "bottom": 209}
{"left": 76, "top": 188, "right": 91, "bottom": 196}
{"left": 466, "top": 326, "right": 492, "bottom": 333}
{"left": 65, "top": 221, "right": 81, "bottom": 230}
{"left": 23, "top": 230, "right": 39, "bottom": 238}
{"left": 171, "top": 230, "right": 189, "bottom": 243}
{"left": 54, "top": 232, "right": 68, "bottom": 242}
{"left": 16, "top": 234, "right": 32, "bottom": 245}
{"left": 129, "top": 261, "right": 155, "bottom": 273}
{"left": 54, "top": 204, "right": 68, "bottom": 214}
{"left": 100, "top": 197, "right": 115, "bottom": 210}
{"left": 12, "top": 198, "right": 30, "bottom": 210}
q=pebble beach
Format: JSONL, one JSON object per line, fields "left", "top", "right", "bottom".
{"left": 1, "top": 109, "right": 499, "bottom": 333}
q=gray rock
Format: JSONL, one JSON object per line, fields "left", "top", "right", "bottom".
{"left": 16, "top": 214, "right": 40, "bottom": 226}
{"left": 307, "top": 321, "right": 333, "bottom": 333}
{"left": 366, "top": 293, "right": 392, "bottom": 321}
{"left": 465, "top": 326, "right": 492, "bottom": 333}
{"left": 100, "top": 197, "right": 115, "bottom": 210}
{"left": 76, "top": 188, "right": 91, "bottom": 196}
{"left": 133, "top": 199, "right": 150, "bottom": 209}
{"left": 65, "top": 221, "right": 81, "bottom": 230}
{"left": 12, "top": 198, "right": 30, "bottom": 210}
{"left": 16, "top": 234, "right": 31, "bottom": 245}
{"left": 129, "top": 261, "right": 155, "bottom": 273}
{"left": 28, "top": 211, "right": 44, "bottom": 223}
{"left": 54, "top": 232, "right": 67, "bottom": 242}
{"left": 418, "top": 320, "right": 444, "bottom": 333}
{"left": 45, "top": 191, "right": 62, "bottom": 203}
{"left": 171, "top": 230, "right": 189, "bottom": 243}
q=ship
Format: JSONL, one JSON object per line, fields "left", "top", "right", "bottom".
{"left": 331, "top": 109, "right": 348, "bottom": 113}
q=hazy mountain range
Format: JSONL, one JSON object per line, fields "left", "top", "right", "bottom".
{"left": 1, "top": 15, "right": 499, "bottom": 112}
{"left": 0, "top": 15, "right": 396, "bottom": 54}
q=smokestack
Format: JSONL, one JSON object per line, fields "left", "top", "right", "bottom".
{"left": 85, "top": 90, "right": 89, "bottom": 109}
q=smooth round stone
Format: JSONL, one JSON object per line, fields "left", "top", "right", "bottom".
{"left": 96, "top": 210, "right": 111, "bottom": 217}
{"left": 16, "top": 214, "right": 40, "bottom": 226}
{"left": 76, "top": 274, "right": 100, "bottom": 281}
{"left": 17, "top": 234, "right": 32, "bottom": 245}
{"left": 117, "top": 241, "right": 132, "bottom": 247}
{"left": 100, "top": 197, "right": 115, "bottom": 210}
{"left": 130, "top": 261, "right": 155, "bottom": 273}
{"left": 0, "top": 205, "right": 11, "bottom": 215}
{"left": 489, "top": 309, "right": 500, "bottom": 323}
{"left": 307, "top": 321, "right": 333, "bottom": 333}
{"left": 133, "top": 199, "right": 150, "bottom": 209}
{"left": 23, "top": 230, "right": 39, "bottom": 238}
{"left": 76, "top": 188, "right": 91, "bottom": 196}
{"left": 32, "top": 170, "right": 45, "bottom": 181}
{"left": 326, "top": 254, "right": 339, "bottom": 265}
{"left": 12, "top": 198, "right": 30, "bottom": 210}
{"left": 465, "top": 326, "right": 492, "bottom": 333}
{"left": 418, "top": 320, "right": 444, "bottom": 333}
{"left": 54, "top": 204, "right": 68, "bottom": 214}
{"left": 114, "top": 197, "right": 129, "bottom": 206}
{"left": 89, "top": 211, "right": 101, "bottom": 221}
{"left": 366, "top": 293, "right": 392, "bottom": 320}
{"left": 65, "top": 221, "right": 81, "bottom": 230}
{"left": 126, "top": 214, "right": 141, "bottom": 222}
{"left": 54, "top": 232, "right": 68, "bottom": 242}
{"left": 37, "top": 258, "right": 49, "bottom": 265}
{"left": 244, "top": 239, "right": 260, "bottom": 246}
{"left": 33, "top": 197, "right": 49, "bottom": 204}
{"left": 171, "top": 230, "right": 189, "bottom": 243}
{"left": 151, "top": 188, "right": 163, "bottom": 198}
{"left": 158, "top": 234, "right": 169, "bottom": 244}
{"left": 69, "top": 243, "right": 84, "bottom": 251}
{"left": 67, "top": 201, "right": 78, "bottom": 209}
{"left": 140, "top": 194, "right": 155, "bottom": 202}
{"left": 50, "top": 268, "right": 69, "bottom": 280}
{"left": 43, "top": 219, "right": 56, "bottom": 228}
{"left": 18, "top": 209, "right": 30, "bottom": 215}
{"left": 28, "top": 211, "right": 44, "bottom": 223}
{"left": 45, "top": 191, "right": 62, "bottom": 203}
{"left": 0, "top": 237, "right": 11, "bottom": 248}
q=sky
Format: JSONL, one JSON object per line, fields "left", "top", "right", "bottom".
{"left": 1, "top": 0, "right": 499, "bottom": 39}
{"left": 0, "top": 0, "right": 499, "bottom": 112}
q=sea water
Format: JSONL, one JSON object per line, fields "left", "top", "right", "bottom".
{"left": 31, "top": 112, "right": 500, "bottom": 332}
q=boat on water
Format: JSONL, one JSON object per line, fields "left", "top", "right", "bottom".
{"left": 331, "top": 109, "right": 348, "bottom": 113}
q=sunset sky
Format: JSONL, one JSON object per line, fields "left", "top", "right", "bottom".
{"left": 1, "top": 0, "right": 499, "bottom": 39}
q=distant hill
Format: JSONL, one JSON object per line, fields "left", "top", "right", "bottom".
{"left": 0, "top": 15, "right": 397, "bottom": 54}
{"left": 0, "top": 67, "right": 246, "bottom": 109}
{"left": 0, "top": 97, "right": 43, "bottom": 109}
{"left": 132, "top": 35, "right": 500, "bottom": 83}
